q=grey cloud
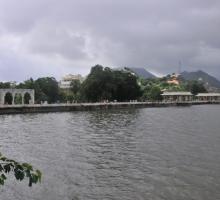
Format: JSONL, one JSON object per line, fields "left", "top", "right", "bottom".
{"left": 26, "top": 25, "right": 88, "bottom": 60}
{"left": 0, "top": 0, "right": 220, "bottom": 81}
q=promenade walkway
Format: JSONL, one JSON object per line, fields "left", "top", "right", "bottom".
{"left": 0, "top": 101, "right": 219, "bottom": 115}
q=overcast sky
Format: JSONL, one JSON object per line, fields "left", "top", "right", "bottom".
{"left": 0, "top": 0, "right": 220, "bottom": 82}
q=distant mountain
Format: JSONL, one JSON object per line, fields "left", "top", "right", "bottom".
{"left": 126, "top": 68, "right": 156, "bottom": 79}
{"left": 181, "top": 70, "right": 220, "bottom": 88}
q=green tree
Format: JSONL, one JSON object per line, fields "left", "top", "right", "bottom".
{"left": 142, "top": 86, "right": 162, "bottom": 101}
{"left": 70, "top": 80, "right": 81, "bottom": 95}
{"left": 186, "top": 81, "right": 207, "bottom": 95}
{"left": 4, "top": 93, "right": 13, "bottom": 105}
{"left": 0, "top": 82, "right": 11, "bottom": 89}
{"left": 35, "top": 77, "right": 59, "bottom": 103}
{"left": 17, "top": 77, "right": 73, "bottom": 103}
{"left": 113, "top": 70, "right": 141, "bottom": 101}
{"left": 0, "top": 152, "right": 41, "bottom": 187}
{"left": 81, "top": 65, "right": 141, "bottom": 102}
{"left": 80, "top": 65, "right": 114, "bottom": 102}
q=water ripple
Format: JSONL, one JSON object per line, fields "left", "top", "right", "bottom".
{"left": 0, "top": 105, "right": 220, "bottom": 200}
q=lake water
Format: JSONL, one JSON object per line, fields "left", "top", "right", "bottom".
{"left": 0, "top": 105, "right": 220, "bottom": 200}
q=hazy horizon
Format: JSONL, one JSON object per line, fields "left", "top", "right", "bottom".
{"left": 1, "top": 66, "right": 220, "bottom": 83}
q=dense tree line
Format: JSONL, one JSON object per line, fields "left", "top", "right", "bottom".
{"left": 0, "top": 78, "right": 60, "bottom": 104}
{"left": 140, "top": 76, "right": 207, "bottom": 101}
{"left": 0, "top": 65, "right": 208, "bottom": 103}
{"left": 0, "top": 82, "right": 11, "bottom": 89}
{"left": 16, "top": 77, "right": 60, "bottom": 103}
{"left": 80, "top": 65, "right": 142, "bottom": 102}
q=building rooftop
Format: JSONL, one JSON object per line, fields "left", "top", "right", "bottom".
{"left": 162, "top": 92, "right": 193, "bottom": 96}
{"left": 59, "top": 74, "right": 85, "bottom": 89}
{"left": 62, "top": 74, "right": 84, "bottom": 81}
{"left": 196, "top": 93, "right": 220, "bottom": 97}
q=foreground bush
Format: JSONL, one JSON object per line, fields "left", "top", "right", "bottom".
{"left": 0, "top": 152, "right": 41, "bottom": 187}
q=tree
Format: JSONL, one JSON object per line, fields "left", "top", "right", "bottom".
{"left": 70, "top": 80, "right": 81, "bottom": 95}
{"left": 0, "top": 82, "right": 11, "bottom": 89}
{"left": 4, "top": 93, "right": 13, "bottom": 105}
{"left": 80, "top": 65, "right": 114, "bottom": 102}
{"left": 35, "top": 77, "right": 59, "bottom": 103}
{"left": 113, "top": 70, "right": 142, "bottom": 101}
{"left": 17, "top": 77, "right": 60, "bottom": 103}
{"left": 142, "top": 86, "right": 162, "bottom": 101}
{"left": 0, "top": 152, "right": 41, "bottom": 187}
{"left": 186, "top": 81, "right": 207, "bottom": 95}
{"left": 80, "top": 65, "right": 141, "bottom": 102}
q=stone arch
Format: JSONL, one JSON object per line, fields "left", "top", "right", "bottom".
{"left": 4, "top": 92, "right": 13, "bottom": 105}
{"left": 0, "top": 89, "right": 35, "bottom": 105}
{"left": 14, "top": 93, "right": 22, "bottom": 104}
{"left": 24, "top": 92, "right": 31, "bottom": 104}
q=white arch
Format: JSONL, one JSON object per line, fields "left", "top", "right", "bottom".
{"left": 0, "top": 89, "right": 35, "bottom": 105}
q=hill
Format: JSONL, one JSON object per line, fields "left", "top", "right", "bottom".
{"left": 127, "top": 68, "right": 156, "bottom": 79}
{"left": 181, "top": 70, "right": 220, "bottom": 89}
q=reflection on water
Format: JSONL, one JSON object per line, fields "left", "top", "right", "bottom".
{"left": 0, "top": 105, "right": 220, "bottom": 200}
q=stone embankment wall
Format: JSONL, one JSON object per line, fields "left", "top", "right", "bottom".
{"left": 0, "top": 101, "right": 219, "bottom": 115}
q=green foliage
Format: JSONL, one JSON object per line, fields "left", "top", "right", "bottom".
{"left": 139, "top": 74, "right": 209, "bottom": 100}
{"left": 4, "top": 93, "right": 13, "bottom": 105}
{"left": 81, "top": 65, "right": 141, "bottom": 102}
{"left": 142, "top": 86, "right": 162, "bottom": 101}
{"left": 14, "top": 94, "right": 22, "bottom": 104}
{"left": 17, "top": 77, "right": 60, "bottom": 103}
{"left": 58, "top": 89, "right": 80, "bottom": 103}
{"left": 140, "top": 77, "right": 187, "bottom": 93}
{"left": 1, "top": 68, "right": 209, "bottom": 103}
{"left": 70, "top": 80, "right": 81, "bottom": 95}
{"left": 35, "top": 77, "right": 59, "bottom": 103}
{"left": 0, "top": 152, "right": 41, "bottom": 187}
{"left": 24, "top": 93, "right": 31, "bottom": 104}
{"left": 0, "top": 82, "right": 11, "bottom": 89}
{"left": 186, "top": 80, "right": 207, "bottom": 95}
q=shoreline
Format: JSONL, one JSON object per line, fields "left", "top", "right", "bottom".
{"left": 0, "top": 101, "right": 219, "bottom": 115}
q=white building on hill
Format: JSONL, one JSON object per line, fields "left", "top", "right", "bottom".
{"left": 59, "top": 74, "right": 84, "bottom": 89}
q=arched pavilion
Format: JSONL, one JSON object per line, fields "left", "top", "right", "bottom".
{"left": 0, "top": 89, "right": 35, "bottom": 105}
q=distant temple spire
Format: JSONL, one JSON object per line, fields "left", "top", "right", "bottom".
{"left": 178, "top": 60, "right": 182, "bottom": 75}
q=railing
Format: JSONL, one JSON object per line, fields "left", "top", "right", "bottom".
{"left": 0, "top": 100, "right": 220, "bottom": 108}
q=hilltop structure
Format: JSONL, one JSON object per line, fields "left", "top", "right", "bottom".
{"left": 167, "top": 73, "right": 181, "bottom": 85}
